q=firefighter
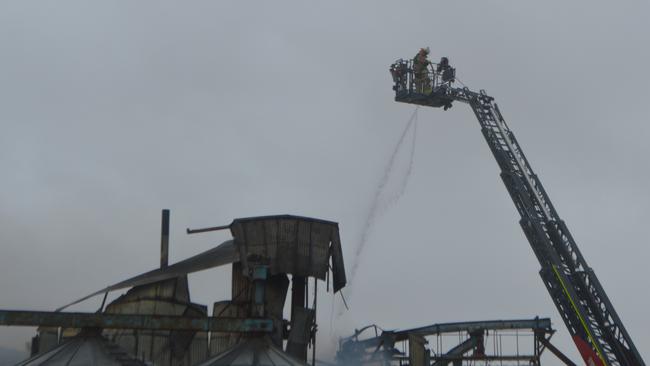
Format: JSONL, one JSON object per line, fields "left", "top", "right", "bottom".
{"left": 390, "top": 62, "right": 408, "bottom": 92}
{"left": 437, "top": 56, "right": 449, "bottom": 72}
{"left": 413, "top": 47, "right": 431, "bottom": 93}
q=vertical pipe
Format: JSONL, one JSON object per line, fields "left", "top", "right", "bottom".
{"left": 289, "top": 275, "right": 307, "bottom": 361}
{"left": 312, "top": 278, "right": 317, "bottom": 366}
{"left": 160, "top": 209, "right": 170, "bottom": 268}
{"left": 291, "top": 276, "right": 306, "bottom": 320}
{"left": 533, "top": 332, "right": 539, "bottom": 365}
{"left": 304, "top": 278, "right": 309, "bottom": 308}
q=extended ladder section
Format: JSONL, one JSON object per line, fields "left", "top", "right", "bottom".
{"left": 390, "top": 59, "right": 645, "bottom": 366}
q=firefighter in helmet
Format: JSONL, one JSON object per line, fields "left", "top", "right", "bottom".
{"left": 390, "top": 61, "right": 408, "bottom": 93}
{"left": 413, "top": 47, "right": 431, "bottom": 93}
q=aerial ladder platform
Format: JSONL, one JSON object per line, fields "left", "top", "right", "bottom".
{"left": 389, "top": 56, "right": 645, "bottom": 366}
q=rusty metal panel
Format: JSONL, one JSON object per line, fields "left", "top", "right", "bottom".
{"left": 329, "top": 228, "right": 346, "bottom": 292}
{"left": 230, "top": 215, "right": 346, "bottom": 292}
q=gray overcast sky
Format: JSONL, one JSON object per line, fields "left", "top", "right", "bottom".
{"left": 1, "top": 1, "right": 649, "bottom": 364}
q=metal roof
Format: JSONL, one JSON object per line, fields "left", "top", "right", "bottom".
{"left": 16, "top": 331, "right": 146, "bottom": 366}
{"left": 196, "top": 337, "right": 308, "bottom": 366}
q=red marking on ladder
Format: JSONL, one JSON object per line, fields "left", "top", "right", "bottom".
{"left": 573, "top": 335, "right": 605, "bottom": 366}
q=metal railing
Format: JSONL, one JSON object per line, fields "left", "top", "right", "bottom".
{"left": 389, "top": 58, "right": 455, "bottom": 96}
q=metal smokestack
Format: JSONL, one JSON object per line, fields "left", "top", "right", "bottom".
{"left": 160, "top": 209, "right": 170, "bottom": 268}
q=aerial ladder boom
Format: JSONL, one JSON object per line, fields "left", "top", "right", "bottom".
{"left": 389, "top": 57, "right": 644, "bottom": 366}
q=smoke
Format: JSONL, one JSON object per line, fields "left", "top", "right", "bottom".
{"left": 336, "top": 108, "right": 418, "bottom": 320}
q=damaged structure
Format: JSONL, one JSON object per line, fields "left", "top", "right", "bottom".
{"left": 0, "top": 211, "right": 577, "bottom": 366}
{"left": 0, "top": 52, "right": 641, "bottom": 366}
{"left": 337, "top": 318, "right": 577, "bottom": 366}
{"left": 0, "top": 213, "right": 346, "bottom": 366}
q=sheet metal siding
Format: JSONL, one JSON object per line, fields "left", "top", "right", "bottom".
{"left": 103, "top": 277, "right": 209, "bottom": 366}
{"left": 211, "top": 302, "right": 232, "bottom": 356}
{"left": 230, "top": 217, "right": 346, "bottom": 291}
{"left": 187, "top": 332, "right": 209, "bottom": 366}
{"left": 210, "top": 301, "right": 247, "bottom": 357}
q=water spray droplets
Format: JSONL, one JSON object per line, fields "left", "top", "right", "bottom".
{"left": 339, "top": 108, "right": 419, "bottom": 317}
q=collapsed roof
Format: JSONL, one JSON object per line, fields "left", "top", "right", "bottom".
{"left": 60, "top": 215, "right": 346, "bottom": 311}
